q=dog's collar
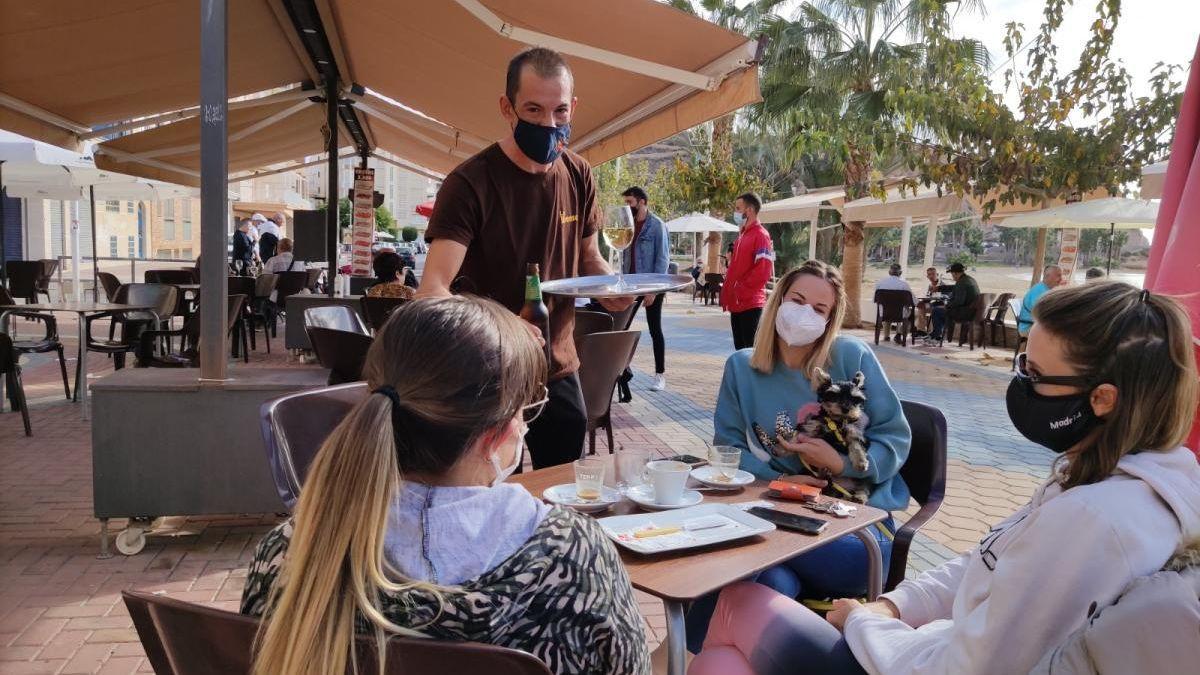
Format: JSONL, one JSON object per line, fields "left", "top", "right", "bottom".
{"left": 824, "top": 416, "right": 846, "bottom": 446}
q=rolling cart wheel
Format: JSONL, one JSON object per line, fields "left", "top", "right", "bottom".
{"left": 115, "top": 527, "right": 146, "bottom": 556}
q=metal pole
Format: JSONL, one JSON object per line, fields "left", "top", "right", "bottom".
{"left": 808, "top": 220, "right": 818, "bottom": 261}
{"left": 0, "top": 161, "right": 6, "bottom": 285}
{"left": 1105, "top": 222, "right": 1115, "bottom": 274}
{"left": 198, "top": 0, "right": 229, "bottom": 380}
{"left": 326, "top": 78, "right": 339, "bottom": 297}
{"left": 71, "top": 201, "right": 81, "bottom": 303}
{"left": 898, "top": 215, "right": 913, "bottom": 275}
{"left": 89, "top": 186, "right": 98, "bottom": 301}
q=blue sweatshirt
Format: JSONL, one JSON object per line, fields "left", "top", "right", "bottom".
{"left": 713, "top": 336, "right": 912, "bottom": 511}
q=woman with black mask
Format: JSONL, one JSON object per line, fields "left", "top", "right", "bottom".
{"left": 688, "top": 281, "right": 1200, "bottom": 675}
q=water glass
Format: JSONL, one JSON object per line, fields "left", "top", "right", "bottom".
{"left": 709, "top": 446, "right": 742, "bottom": 481}
{"left": 614, "top": 447, "right": 650, "bottom": 493}
{"left": 573, "top": 458, "right": 606, "bottom": 501}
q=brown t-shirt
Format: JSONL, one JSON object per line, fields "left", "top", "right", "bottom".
{"left": 425, "top": 144, "right": 599, "bottom": 379}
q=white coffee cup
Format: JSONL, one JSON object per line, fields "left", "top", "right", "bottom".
{"left": 644, "top": 460, "right": 691, "bottom": 505}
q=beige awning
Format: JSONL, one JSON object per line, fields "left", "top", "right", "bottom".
{"left": 1, "top": 0, "right": 761, "bottom": 180}
{"left": 1140, "top": 160, "right": 1168, "bottom": 200}
{"left": 842, "top": 185, "right": 968, "bottom": 223}
{"left": 759, "top": 186, "right": 846, "bottom": 224}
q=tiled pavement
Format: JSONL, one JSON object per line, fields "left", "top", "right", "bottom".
{"left": 0, "top": 296, "right": 1053, "bottom": 672}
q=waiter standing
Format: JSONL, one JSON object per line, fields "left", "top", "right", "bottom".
{"left": 419, "top": 47, "right": 629, "bottom": 469}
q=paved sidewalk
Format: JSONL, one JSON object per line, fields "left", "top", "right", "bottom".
{"left": 0, "top": 296, "right": 1052, "bottom": 672}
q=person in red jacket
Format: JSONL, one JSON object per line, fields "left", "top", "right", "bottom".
{"left": 721, "top": 192, "right": 775, "bottom": 349}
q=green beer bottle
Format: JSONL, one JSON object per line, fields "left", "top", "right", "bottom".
{"left": 519, "top": 263, "right": 551, "bottom": 365}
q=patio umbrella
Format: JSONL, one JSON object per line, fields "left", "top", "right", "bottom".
{"left": 1145, "top": 36, "right": 1200, "bottom": 456}
{"left": 995, "top": 197, "right": 1158, "bottom": 273}
{"left": 664, "top": 212, "right": 739, "bottom": 265}
{"left": 415, "top": 200, "right": 435, "bottom": 218}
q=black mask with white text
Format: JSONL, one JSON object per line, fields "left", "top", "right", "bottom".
{"left": 1005, "top": 377, "right": 1101, "bottom": 454}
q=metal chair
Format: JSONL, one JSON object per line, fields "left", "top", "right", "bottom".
{"left": 0, "top": 332, "right": 32, "bottom": 436}
{"left": 304, "top": 305, "right": 368, "bottom": 335}
{"left": 260, "top": 382, "right": 368, "bottom": 509}
{"left": 985, "top": 292, "right": 1016, "bottom": 348}
{"left": 577, "top": 330, "right": 640, "bottom": 455}
{"left": 307, "top": 327, "right": 373, "bottom": 385}
{"left": 888, "top": 401, "right": 948, "bottom": 591}
{"left": 360, "top": 295, "right": 409, "bottom": 333}
{"left": 873, "top": 289, "right": 916, "bottom": 346}
{"left": 0, "top": 286, "right": 71, "bottom": 399}
{"left": 121, "top": 590, "right": 553, "bottom": 675}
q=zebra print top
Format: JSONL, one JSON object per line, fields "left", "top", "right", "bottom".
{"left": 241, "top": 507, "right": 650, "bottom": 675}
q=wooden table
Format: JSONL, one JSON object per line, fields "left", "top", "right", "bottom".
{"left": 511, "top": 460, "right": 887, "bottom": 675}
{"left": 0, "top": 302, "right": 156, "bottom": 419}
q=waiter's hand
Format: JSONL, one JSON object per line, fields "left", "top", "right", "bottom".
{"left": 521, "top": 319, "right": 547, "bottom": 347}
{"left": 597, "top": 296, "right": 634, "bottom": 312}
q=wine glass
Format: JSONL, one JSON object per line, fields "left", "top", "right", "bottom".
{"left": 603, "top": 205, "right": 635, "bottom": 291}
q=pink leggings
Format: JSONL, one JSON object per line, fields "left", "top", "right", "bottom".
{"left": 688, "top": 582, "right": 865, "bottom": 675}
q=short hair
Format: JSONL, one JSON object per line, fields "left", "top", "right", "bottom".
{"left": 926, "top": 267, "right": 937, "bottom": 273}
{"left": 372, "top": 251, "right": 403, "bottom": 283}
{"left": 736, "top": 192, "right": 762, "bottom": 214}
{"left": 1085, "top": 267, "right": 1105, "bottom": 279}
{"left": 622, "top": 186, "right": 649, "bottom": 203}
{"left": 277, "top": 237, "right": 293, "bottom": 253}
{"left": 889, "top": 263, "right": 903, "bottom": 276}
{"left": 1044, "top": 264, "right": 1062, "bottom": 277}
{"left": 506, "top": 47, "right": 573, "bottom": 102}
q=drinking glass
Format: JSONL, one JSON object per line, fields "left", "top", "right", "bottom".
{"left": 603, "top": 205, "right": 635, "bottom": 291}
{"left": 614, "top": 447, "right": 650, "bottom": 494}
{"left": 709, "top": 446, "right": 742, "bottom": 482}
{"left": 573, "top": 458, "right": 606, "bottom": 501}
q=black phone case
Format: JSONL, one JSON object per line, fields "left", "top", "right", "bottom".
{"left": 748, "top": 507, "right": 828, "bottom": 535}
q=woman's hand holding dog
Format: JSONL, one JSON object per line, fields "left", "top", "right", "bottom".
{"left": 775, "top": 435, "right": 843, "bottom": 475}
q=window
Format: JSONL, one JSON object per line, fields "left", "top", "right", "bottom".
{"left": 127, "top": 236, "right": 135, "bottom": 257}
{"left": 105, "top": 200, "right": 120, "bottom": 213}
{"left": 126, "top": 201, "right": 134, "bottom": 214}
{"left": 182, "top": 221, "right": 191, "bottom": 241}
{"left": 163, "top": 200, "right": 175, "bottom": 240}
{"left": 157, "top": 250, "right": 172, "bottom": 260}
{"left": 182, "top": 200, "right": 192, "bottom": 240}
{"left": 181, "top": 248, "right": 193, "bottom": 259}
{"left": 109, "top": 236, "right": 118, "bottom": 257}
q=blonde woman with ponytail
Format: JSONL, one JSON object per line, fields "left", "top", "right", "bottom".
{"left": 241, "top": 296, "right": 649, "bottom": 674}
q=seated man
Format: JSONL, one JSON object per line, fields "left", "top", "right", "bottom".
{"left": 1017, "top": 264, "right": 1064, "bottom": 336}
{"left": 263, "top": 237, "right": 304, "bottom": 274}
{"left": 928, "top": 262, "right": 980, "bottom": 344}
{"left": 875, "top": 263, "right": 914, "bottom": 342}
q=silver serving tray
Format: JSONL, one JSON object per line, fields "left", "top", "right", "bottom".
{"left": 540, "top": 273, "right": 693, "bottom": 298}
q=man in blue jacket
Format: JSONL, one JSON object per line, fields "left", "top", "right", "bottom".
{"left": 619, "top": 186, "right": 671, "bottom": 395}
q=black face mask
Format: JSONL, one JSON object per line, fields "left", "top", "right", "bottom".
{"left": 1005, "top": 377, "right": 1101, "bottom": 454}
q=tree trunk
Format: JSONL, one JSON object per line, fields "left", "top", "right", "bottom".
{"left": 711, "top": 114, "right": 735, "bottom": 164}
{"left": 842, "top": 220, "right": 866, "bottom": 328}
{"left": 1031, "top": 228, "right": 1048, "bottom": 286}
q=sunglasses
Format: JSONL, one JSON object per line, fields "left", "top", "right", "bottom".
{"left": 521, "top": 386, "right": 550, "bottom": 424}
{"left": 1013, "top": 353, "right": 1093, "bottom": 388}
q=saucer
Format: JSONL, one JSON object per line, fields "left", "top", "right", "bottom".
{"left": 691, "top": 465, "right": 754, "bottom": 489}
{"left": 626, "top": 484, "right": 704, "bottom": 511}
{"left": 543, "top": 484, "right": 621, "bottom": 514}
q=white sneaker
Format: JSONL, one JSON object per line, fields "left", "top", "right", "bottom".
{"left": 651, "top": 374, "right": 667, "bottom": 391}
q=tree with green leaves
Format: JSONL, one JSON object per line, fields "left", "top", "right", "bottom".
{"left": 756, "top": 0, "right": 990, "bottom": 326}
{"left": 401, "top": 226, "right": 419, "bottom": 243}
{"left": 375, "top": 205, "right": 396, "bottom": 236}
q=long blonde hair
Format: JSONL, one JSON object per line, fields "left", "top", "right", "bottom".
{"left": 252, "top": 296, "right": 545, "bottom": 675}
{"left": 749, "top": 260, "right": 848, "bottom": 377}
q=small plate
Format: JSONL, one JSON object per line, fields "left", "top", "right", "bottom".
{"left": 543, "top": 484, "right": 621, "bottom": 513}
{"left": 626, "top": 484, "right": 704, "bottom": 511}
{"left": 691, "top": 466, "right": 754, "bottom": 489}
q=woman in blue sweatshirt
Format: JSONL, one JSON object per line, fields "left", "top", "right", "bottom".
{"left": 686, "top": 260, "right": 911, "bottom": 652}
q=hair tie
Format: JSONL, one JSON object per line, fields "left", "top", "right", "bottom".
{"left": 1139, "top": 289, "right": 1151, "bottom": 303}
{"left": 374, "top": 385, "right": 401, "bottom": 407}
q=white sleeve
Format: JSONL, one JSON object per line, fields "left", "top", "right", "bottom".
{"left": 844, "top": 498, "right": 1136, "bottom": 675}
{"left": 881, "top": 551, "right": 970, "bottom": 627}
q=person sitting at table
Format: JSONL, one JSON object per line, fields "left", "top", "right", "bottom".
{"left": 262, "top": 237, "right": 304, "bottom": 274}
{"left": 684, "top": 260, "right": 911, "bottom": 653}
{"left": 1017, "top": 264, "right": 1064, "bottom": 337}
{"left": 367, "top": 251, "right": 416, "bottom": 300}
{"left": 242, "top": 295, "right": 650, "bottom": 675}
{"left": 1085, "top": 266, "right": 1106, "bottom": 281}
{"left": 913, "top": 267, "right": 940, "bottom": 335}
{"left": 874, "top": 264, "right": 914, "bottom": 344}
{"left": 689, "top": 281, "right": 1200, "bottom": 675}
{"left": 926, "top": 262, "right": 979, "bottom": 344}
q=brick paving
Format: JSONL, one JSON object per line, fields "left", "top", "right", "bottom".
{"left": 1, "top": 296, "right": 1052, "bottom": 672}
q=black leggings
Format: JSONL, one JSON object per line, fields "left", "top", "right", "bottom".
{"left": 730, "top": 308, "right": 763, "bottom": 350}
{"left": 642, "top": 294, "right": 665, "bottom": 373}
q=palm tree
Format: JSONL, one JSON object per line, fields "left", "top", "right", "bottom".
{"left": 757, "top": 0, "right": 988, "bottom": 327}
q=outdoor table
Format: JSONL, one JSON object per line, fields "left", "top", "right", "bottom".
{"left": 511, "top": 459, "right": 887, "bottom": 675}
{"left": 0, "top": 301, "right": 156, "bottom": 419}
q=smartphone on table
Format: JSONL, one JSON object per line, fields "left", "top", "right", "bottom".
{"left": 667, "top": 453, "right": 707, "bottom": 466}
{"left": 747, "top": 506, "right": 829, "bottom": 535}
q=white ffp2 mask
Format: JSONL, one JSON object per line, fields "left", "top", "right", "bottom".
{"left": 489, "top": 426, "right": 526, "bottom": 487}
{"left": 775, "top": 303, "right": 828, "bottom": 346}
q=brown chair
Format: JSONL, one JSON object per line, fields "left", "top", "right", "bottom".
{"left": 0, "top": 286, "right": 71, "bottom": 399}
{"left": 304, "top": 305, "right": 368, "bottom": 335}
{"left": 77, "top": 283, "right": 178, "bottom": 395}
{"left": 120, "top": 591, "right": 174, "bottom": 675}
{"left": 261, "top": 382, "right": 369, "bottom": 509}
{"left": 271, "top": 270, "right": 310, "bottom": 336}
{"left": 122, "top": 590, "right": 553, "bottom": 675}
{"left": 361, "top": 295, "right": 409, "bottom": 333}
{"left": 887, "top": 401, "right": 948, "bottom": 591}
{"left": 703, "top": 273, "right": 724, "bottom": 305}
{"left": 572, "top": 310, "right": 613, "bottom": 346}
{"left": 144, "top": 269, "right": 196, "bottom": 285}
{"left": 1, "top": 332, "right": 32, "bottom": 435}
{"left": 97, "top": 272, "right": 122, "bottom": 302}
{"left": 4, "top": 260, "right": 44, "bottom": 304}
{"left": 945, "top": 293, "right": 993, "bottom": 350}
{"left": 307, "top": 327, "right": 373, "bottom": 385}
{"left": 136, "top": 295, "right": 246, "bottom": 368}
{"left": 250, "top": 273, "right": 278, "bottom": 353}
{"left": 227, "top": 276, "right": 257, "bottom": 360}
{"left": 36, "top": 259, "right": 58, "bottom": 301}
{"left": 985, "top": 292, "right": 1016, "bottom": 348}
{"left": 577, "top": 330, "right": 640, "bottom": 455}
{"left": 873, "top": 289, "right": 916, "bottom": 346}
{"left": 304, "top": 267, "right": 324, "bottom": 293}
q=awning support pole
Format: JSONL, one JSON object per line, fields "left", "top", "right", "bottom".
{"left": 326, "top": 78, "right": 339, "bottom": 298}
{"left": 89, "top": 186, "right": 98, "bottom": 301}
{"left": 808, "top": 220, "right": 818, "bottom": 262}
{"left": 899, "top": 215, "right": 913, "bottom": 275}
{"left": 199, "top": 0, "right": 229, "bottom": 381}
{"left": 922, "top": 217, "right": 938, "bottom": 272}
{"left": 0, "top": 161, "right": 6, "bottom": 285}
{"left": 1105, "top": 222, "right": 1115, "bottom": 274}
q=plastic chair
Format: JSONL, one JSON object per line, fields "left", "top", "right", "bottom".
{"left": 0, "top": 286, "right": 71, "bottom": 399}
{"left": 144, "top": 269, "right": 196, "bottom": 285}
{"left": 945, "top": 293, "right": 993, "bottom": 350}
{"left": 0, "top": 332, "right": 32, "bottom": 435}
{"left": 77, "top": 283, "right": 177, "bottom": 393}
{"left": 304, "top": 267, "right": 323, "bottom": 293}
{"left": 360, "top": 296, "right": 409, "bottom": 333}
{"left": 577, "top": 330, "right": 640, "bottom": 455}
{"left": 227, "top": 276, "right": 257, "bottom": 360}
{"left": 97, "top": 272, "right": 122, "bottom": 302}
{"left": 873, "top": 289, "right": 916, "bottom": 346}
{"left": 36, "top": 259, "right": 58, "bottom": 301}
{"left": 122, "top": 590, "right": 553, "bottom": 675}
{"left": 307, "top": 327, "right": 373, "bottom": 385}
{"left": 985, "top": 292, "right": 1015, "bottom": 348}
{"left": 304, "top": 305, "right": 368, "bottom": 335}
{"left": 887, "top": 400, "right": 948, "bottom": 591}
{"left": 136, "top": 295, "right": 246, "bottom": 368}
{"left": 572, "top": 310, "right": 614, "bottom": 345}
{"left": 703, "top": 273, "right": 724, "bottom": 305}
{"left": 260, "top": 382, "right": 368, "bottom": 509}
{"left": 120, "top": 591, "right": 173, "bottom": 675}
{"left": 1009, "top": 297, "right": 1028, "bottom": 367}
{"left": 271, "top": 271, "right": 309, "bottom": 336}
{"left": 250, "top": 273, "right": 278, "bottom": 353}
{"left": 4, "top": 260, "right": 44, "bottom": 304}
